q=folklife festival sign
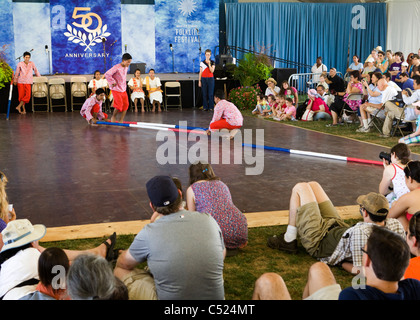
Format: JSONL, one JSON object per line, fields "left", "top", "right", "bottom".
{"left": 155, "top": 0, "right": 219, "bottom": 73}
{"left": 50, "top": 0, "right": 122, "bottom": 74}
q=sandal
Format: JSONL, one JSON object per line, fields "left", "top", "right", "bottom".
{"left": 103, "top": 232, "right": 117, "bottom": 262}
{"left": 325, "top": 123, "right": 337, "bottom": 127}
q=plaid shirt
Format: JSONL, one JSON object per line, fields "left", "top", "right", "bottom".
{"left": 320, "top": 218, "right": 405, "bottom": 267}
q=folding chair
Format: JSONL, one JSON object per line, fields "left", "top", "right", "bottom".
{"left": 31, "top": 76, "right": 49, "bottom": 112}
{"left": 70, "top": 76, "right": 88, "bottom": 111}
{"left": 391, "top": 104, "right": 412, "bottom": 137}
{"left": 48, "top": 78, "right": 67, "bottom": 112}
{"left": 367, "top": 103, "right": 386, "bottom": 133}
{"left": 164, "top": 81, "right": 182, "bottom": 111}
{"left": 341, "top": 93, "right": 364, "bottom": 126}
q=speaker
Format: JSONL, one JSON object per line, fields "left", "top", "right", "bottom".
{"left": 271, "top": 68, "right": 297, "bottom": 85}
{"left": 216, "top": 54, "right": 235, "bottom": 66}
{"left": 130, "top": 62, "right": 146, "bottom": 74}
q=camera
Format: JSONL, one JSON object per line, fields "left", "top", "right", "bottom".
{"left": 379, "top": 152, "right": 391, "bottom": 163}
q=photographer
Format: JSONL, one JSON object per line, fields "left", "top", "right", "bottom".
{"left": 379, "top": 143, "right": 411, "bottom": 206}
{"left": 389, "top": 161, "right": 420, "bottom": 231}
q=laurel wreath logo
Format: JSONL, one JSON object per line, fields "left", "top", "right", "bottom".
{"left": 63, "top": 24, "right": 111, "bottom": 51}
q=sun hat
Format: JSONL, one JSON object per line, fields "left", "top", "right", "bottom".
{"left": 307, "top": 89, "right": 317, "bottom": 98}
{"left": 367, "top": 57, "right": 375, "bottom": 63}
{"left": 402, "top": 61, "right": 409, "bottom": 67}
{"left": 265, "top": 78, "right": 277, "bottom": 86}
{"left": 375, "top": 46, "right": 383, "bottom": 52}
{"left": 1, "top": 219, "right": 46, "bottom": 253}
{"left": 146, "top": 176, "right": 179, "bottom": 207}
{"left": 357, "top": 193, "right": 389, "bottom": 217}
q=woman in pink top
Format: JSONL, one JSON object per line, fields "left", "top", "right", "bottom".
{"left": 104, "top": 53, "right": 132, "bottom": 123}
{"left": 14, "top": 51, "right": 40, "bottom": 114}
{"left": 209, "top": 90, "right": 243, "bottom": 139}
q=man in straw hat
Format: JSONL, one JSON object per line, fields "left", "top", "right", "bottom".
{"left": 267, "top": 181, "right": 405, "bottom": 274}
{"left": 0, "top": 219, "right": 117, "bottom": 300}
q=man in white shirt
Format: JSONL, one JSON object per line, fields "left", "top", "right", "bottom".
{"left": 381, "top": 75, "right": 420, "bottom": 137}
{"left": 310, "top": 57, "right": 328, "bottom": 85}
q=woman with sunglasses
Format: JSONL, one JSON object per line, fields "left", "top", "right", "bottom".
{"left": 389, "top": 161, "right": 420, "bottom": 230}
{"left": 405, "top": 211, "right": 420, "bottom": 281}
{"left": 399, "top": 101, "right": 420, "bottom": 146}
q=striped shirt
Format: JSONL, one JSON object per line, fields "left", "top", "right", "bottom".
{"left": 104, "top": 64, "right": 128, "bottom": 93}
{"left": 211, "top": 99, "right": 243, "bottom": 127}
{"left": 14, "top": 61, "right": 40, "bottom": 84}
{"left": 321, "top": 218, "right": 405, "bottom": 267}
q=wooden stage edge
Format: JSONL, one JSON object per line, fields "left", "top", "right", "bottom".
{"left": 41, "top": 205, "right": 360, "bottom": 242}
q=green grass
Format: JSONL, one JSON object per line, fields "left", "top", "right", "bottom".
{"left": 41, "top": 221, "right": 361, "bottom": 300}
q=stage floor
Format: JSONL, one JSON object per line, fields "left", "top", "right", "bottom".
{"left": 0, "top": 109, "right": 412, "bottom": 229}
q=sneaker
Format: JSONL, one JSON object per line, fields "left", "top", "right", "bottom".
{"left": 267, "top": 233, "right": 298, "bottom": 253}
{"left": 356, "top": 127, "right": 370, "bottom": 133}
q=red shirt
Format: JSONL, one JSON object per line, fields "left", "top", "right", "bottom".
{"left": 200, "top": 61, "right": 214, "bottom": 78}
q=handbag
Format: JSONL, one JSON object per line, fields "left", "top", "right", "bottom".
{"left": 302, "top": 109, "right": 314, "bottom": 121}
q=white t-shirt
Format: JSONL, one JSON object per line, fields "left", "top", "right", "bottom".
{"left": 311, "top": 64, "right": 328, "bottom": 83}
{"left": 381, "top": 86, "right": 398, "bottom": 104}
{"left": 0, "top": 248, "right": 40, "bottom": 300}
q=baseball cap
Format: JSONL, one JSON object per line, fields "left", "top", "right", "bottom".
{"left": 357, "top": 192, "right": 389, "bottom": 217}
{"left": 1, "top": 219, "right": 46, "bottom": 253}
{"left": 402, "top": 61, "right": 409, "bottom": 67}
{"left": 146, "top": 176, "right": 179, "bottom": 207}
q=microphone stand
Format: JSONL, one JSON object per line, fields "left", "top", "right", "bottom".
{"left": 102, "top": 38, "right": 107, "bottom": 73}
{"left": 170, "top": 44, "right": 176, "bottom": 73}
{"left": 197, "top": 28, "right": 202, "bottom": 73}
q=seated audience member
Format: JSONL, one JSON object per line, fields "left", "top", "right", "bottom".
{"left": 67, "top": 253, "right": 125, "bottom": 300}
{"left": 381, "top": 75, "right": 420, "bottom": 138}
{"left": 277, "top": 98, "right": 296, "bottom": 121}
{"left": 80, "top": 88, "right": 109, "bottom": 124}
{"left": 406, "top": 53, "right": 415, "bottom": 75}
{"left": 347, "top": 55, "right": 364, "bottom": 73}
{"left": 20, "top": 247, "right": 70, "bottom": 300}
{"left": 397, "top": 72, "right": 414, "bottom": 91}
{"left": 267, "top": 181, "right": 405, "bottom": 274}
{"left": 310, "top": 56, "right": 328, "bottom": 85}
{"left": 262, "top": 94, "right": 275, "bottom": 118}
{"left": 359, "top": 78, "right": 398, "bottom": 134}
{"left": 342, "top": 70, "right": 363, "bottom": 117}
{"left": 208, "top": 89, "right": 243, "bottom": 139}
{"left": 252, "top": 261, "right": 341, "bottom": 300}
{"left": 410, "top": 54, "right": 420, "bottom": 78}
{"left": 0, "top": 219, "right": 117, "bottom": 300}
{"left": 279, "top": 81, "right": 298, "bottom": 106}
{"left": 252, "top": 94, "right": 266, "bottom": 115}
{"left": 375, "top": 51, "right": 389, "bottom": 74}
{"left": 304, "top": 89, "right": 331, "bottom": 121}
{"left": 405, "top": 211, "right": 420, "bottom": 281}
{"left": 399, "top": 101, "right": 420, "bottom": 146}
{"left": 186, "top": 162, "right": 248, "bottom": 254}
{"left": 151, "top": 177, "right": 185, "bottom": 223}
{"left": 316, "top": 84, "right": 330, "bottom": 105}
{"left": 379, "top": 143, "right": 411, "bottom": 206}
{"left": 128, "top": 69, "right": 145, "bottom": 113}
{"left": 0, "top": 171, "right": 16, "bottom": 234}
{"left": 144, "top": 69, "right": 163, "bottom": 112}
{"left": 272, "top": 94, "right": 286, "bottom": 119}
{"left": 114, "top": 176, "right": 225, "bottom": 300}
{"left": 362, "top": 57, "right": 377, "bottom": 78}
{"left": 357, "top": 73, "right": 385, "bottom": 132}
{"left": 386, "top": 50, "right": 395, "bottom": 65}
{"left": 383, "top": 71, "right": 402, "bottom": 93}
{"left": 318, "top": 74, "right": 329, "bottom": 92}
{"left": 364, "top": 48, "right": 379, "bottom": 66}
{"left": 339, "top": 226, "right": 420, "bottom": 300}
{"left": 259, "top": 225, "right": 420, "bottom": 300}
{"left": 388, "top": 161, "right": 420, "bottom": 231}
{"left": 326, "top": 68, "right": 346, "bottom": 95}
{"left": 264, "top": 78, "right": 280, "bottom": 96}
{"left": 388, "top": 52, "right": 404, "bottom": 82}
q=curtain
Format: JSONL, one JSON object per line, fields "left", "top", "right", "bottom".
{"left": 387, "top": 1, "right": 420, "bottom": 59}
{"left": 225, "top": 2, "right": 387, "bottom": 75}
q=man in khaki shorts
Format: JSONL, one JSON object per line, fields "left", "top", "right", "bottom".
{"left": 267, "top": 181, "right": 405, "bottom": 274}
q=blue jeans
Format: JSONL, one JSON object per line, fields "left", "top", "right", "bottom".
{"left": 201, "top": 77, "right": 215, "bottom": 110}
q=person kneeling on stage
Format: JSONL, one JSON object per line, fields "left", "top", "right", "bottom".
{"left": 80, "top": 88, "right": 109, "bottom": 124}
{"left": 208, "top": 89, "right": 243, "bottom": 139}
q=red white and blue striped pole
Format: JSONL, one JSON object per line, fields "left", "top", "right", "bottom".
{"left": 6, "top": 75, "right": 13, "bottom": 120}
{"left": 243, "top": 143, "right": 383, "bottom": 166}
{"left": 123, "top": 121, "right": 207, "bottom": 131}
{"left": 96, "top": 121, "right": 208, "bottom": 135}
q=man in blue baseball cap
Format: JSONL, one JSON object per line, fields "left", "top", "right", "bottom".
{"left": 114, "top": 175, "right": 226, "bottom": 300}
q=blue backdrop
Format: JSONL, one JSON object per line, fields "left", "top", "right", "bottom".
{"left": 50, "top": 0, "right": 122, "bottom": 74}
{"left": 155, "top": 0, "right": 219, "bottom": 73}
{"left": 225, "top": 2, "right": 387, "bottom": 75}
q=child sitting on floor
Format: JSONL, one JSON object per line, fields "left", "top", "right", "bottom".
{"left": 252, "top": 94, "right": 264, "bottom": 115}
{"left": 261, "top": 95, "right": 275, "bottom": 118}
{"left": 272, "top": 95, "right": 286, "bottom": 120}
{"left": 278, "top": 97, "right": 297, "bottom": 121}
{"left": 80, "top": 88, "right": 109, "bottom": 124}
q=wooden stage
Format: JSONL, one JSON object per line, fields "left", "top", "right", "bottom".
{"left": 1, "top": 109, "right": 415, "bottom": 242}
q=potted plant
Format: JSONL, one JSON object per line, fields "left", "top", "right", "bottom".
{"left": 228, "top": 84, "right": 262, "bottom": 110}
{"left": 0, "top": 45, "right": 14, "bottom": 114}
{"left": 233, "top": 52, "right": 273, "bottom": 87}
